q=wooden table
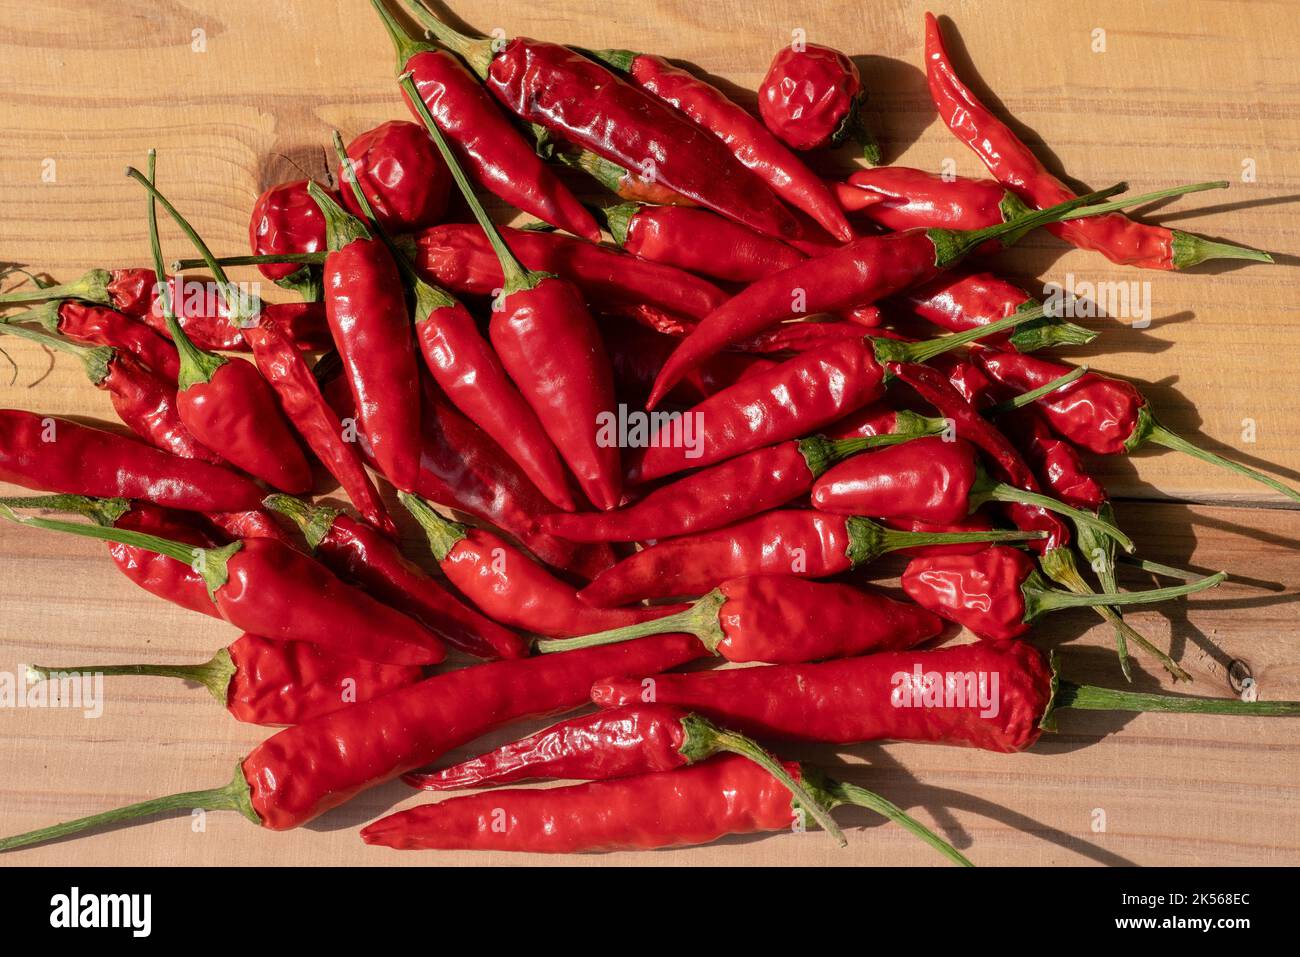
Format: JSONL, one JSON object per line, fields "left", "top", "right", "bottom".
{"left": 1, "top": 0, "right": 1297, "bottom": 866}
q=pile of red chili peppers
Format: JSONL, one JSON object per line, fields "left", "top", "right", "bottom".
{"left": 0, "top": 3, "right": 1293, "bottom": 865}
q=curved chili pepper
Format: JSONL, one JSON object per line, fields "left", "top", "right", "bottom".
{"left": 549, "top": 140, "right": 697, "bottom": 206}
{"left": 544, "top": 420, "right": 944, "bottom": 544}
{"left": 0, "top": 633, "right": 705, "bottom": 850}
{"left": 591, "top": 642, "right": 1300, "bottom": 759}
{"left": 339, "top": 120, "right": 449, "bottom": 234}
{"left": 415, "top": 12, "right": 802, "bottom": 241}
{"left": 0, "top": 499, "right": 446, "bottom": 666}
{"left": 901, "top": 545, "right": 1224, "bottom": 642}
{"left": 578, "top": 508, "right": 1043, "bottom": 608}
{"left": 759, "top": 42, "right": 879, "bottom": 162}
{"left": 924, "top": 13, "right": 1269, "bottom": 269}
{"left": 400, "top": 492, "right": 681, "bottom": 638}
{"left": 12, "top": 299, "right": 180, "bottom": 382}
{"left": 811, "top": 436, "right": 1131, "bottom": 550}
{"left": 369, "top": 0, "right": 599, "bottom": 240}
{"left": 27, "top": 633, "right": 422, "bottom": 727}
{"left": 411, "top": 222, "right": 728, "bottom": 320}
{"left": 248, "top": 179, "right": 327, "bottom": 298}
{"left": 540, "top": 574, "right": 943, "bottom": 665}
{"left": 603, "top": 318, "right": 778, "bottom": 407}
{"left": 591, "top": 49, "right": 853, "bottom": 241}
{"left": 403, "top": 78, "right": 621, "bottom": 511}
{"left": 646, "top": 180, "right": 1220, "bottom": 405}
{"left": 838, "top": 166, "right": 1026, "bottom": 234}
{"left": 265, "top": 494, "right": 527, "bottom": 660}
{"left": 599, "top": 202, "right": 806, "bottom": 283}
{"left": 130, "top": 162, "right": 314, "bottom": 493}
{"left": 0, "top": 410, "right": 263, "bottom": 512}
{"left": 976, "top": 350, "right": 1300, "bottom": 503}
{"left": 1000, "top": 406, "right": 1107, "bottom": 512}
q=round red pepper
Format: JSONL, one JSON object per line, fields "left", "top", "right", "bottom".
{"left": 759, "top": 43, "right": 878, "bottom": 161}
{"left": 248, "top": 179, "right": 328, "bottom": 294}
{"left": 338, "top": 120, "right": 449, "bottom": 234}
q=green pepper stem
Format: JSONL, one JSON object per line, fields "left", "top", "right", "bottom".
{"left": 397, "top": 491, "right": 468, "bottom": 562}
{"left": 1008, "top": 317, "right": 1096, "bottom": 352}
{"left": 306, "top": 181, "right": 372, "bottom": 253}
{"left": 1073, "top": 504, "right": 1134, "bottom": 682}
{"left": 969, "top": 472, "right": 1134, "bottom": 553}
{"left": 1024, "top": 568, "right": 1226, "bottom": 619}
{"left": 397, "top": 72, "right": 540, "bottom": 297}
{"left": 0, "top": 763, "right": 258, "bottom": 853}
{"left": 262, "top": 493, "right": 340, "bottom": 552}
{"left": 1171, "top": 230, "right": 1272, "bottom": 269}
{"left": 597, "top": 202, "right": 641, "bottom": 247}
{"left": 1142, "top": 416, "right": 1300, "bottom": 505}
{"left": 0, "top": 268, "right": 112, "bottom": 306}
{"left": 370, "top": 0, "right": 433, "bottom": 70}
{"left": 1057, "top": 681, "right": 1300, "bottom": 717}
{"left": 0, "top": 499, "right": 236, "bottom": 597}
{"left": 0, "top": 494, "right": 130, "bottom": 527}
{"left": 796, "top": 417, "right": 949, "bottom": 477}
{"left": 1116, "top": 554, "right": 1205, "bottom": 582}
{"left": 586, "top": 48, "right": 640, "bottom": 72}
{"left": 28, "top": 647, "right": 236, "bottom": 705}
{"left": 1064, "top": 181, "right": 1228, "bottom": 219}
{"left": 0, "top": 317, "right": 114, "bottom": 384}
{"left": 873, "top": 303, "right": 1045, "bottom": 364}
{"left": 677, "top": 715, "right": 845, "bottom": 847}
{"left": 402, "top": 1, "right": 494, "bottom": 77}
{"left": 172, "top": 253, "right": 326, "bottom": 271}
{"left": 536, "top": 589, "right": 725, "bottom": 655}
{"left": 847, "top": 516, "right": 1046, "bottom": 566}
{"left": 985, "top": 366, "right": 1088, "bottom": 416}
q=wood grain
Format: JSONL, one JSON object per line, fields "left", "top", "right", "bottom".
{"left": 1, "top": 0, "right": 1298, "bottom": 866}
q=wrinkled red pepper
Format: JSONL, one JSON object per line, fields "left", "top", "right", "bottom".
{"left": 248, "top": 179, "right": 327, "bottom": 297}
{"left": 759, "top": 42, "right": 879, "bottom": 162}
{"left": 338, "top": 120, "right": 449, "bottom": 234}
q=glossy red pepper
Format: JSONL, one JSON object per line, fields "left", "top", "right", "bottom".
{"left": 0, "top": 634, "right": 705, "bottom": 850}
{"left": 603, "top": 318, "right": 778, "bottom": 407}
{"left": 545, "top": 420, "right": 944, "bottom": 544}
{"left": 0, "top": 410, "right": 263, "bottom": 512}
{"left": 759, "top": 42, "right": 879, "bottom": 161}
{"left": 902, "top": 545, "right": 1224, "bottom": 641}
{"left": 404, "top": 80, "right": 621, "bottom": 511}
{"left": 202, "top": 509, "right": 296, "bottom": 548}
{"left": 338, "top": 120, "right": 449, "bottom": 234}
{"left": 265, "top": 494, "right": 527, "bottom": 660}
{"left": 591, "top": 49, "right": 853, "bottom": 241}
{"left": 16, "top": 299, "right": 180, "bottom": 382}
{"left": 418, "top": 15, "right": 802, "bottom": 242}
{"left": 371, "top": 0, "right": 599, "bottom": 241}
{"left": 248, "top": 179, "right": 327, "bottom": 296}
{"left": 540, "top": 574, "right": 943, "bottom": 664}
{"left": 548, "top": 140, "right": 698, "bottom": 206}
{"left": 1000, "top": 406, "right": 1107, "bottom": 512}
{"left": 28, "top": 632, "right": 423, "bottom": 727}
{"left": 400, "top": 493, "right": 680, "bottom": 638}
{"left": 837, "top": 167, "right": 1023, "bottom": 234}
{"left": 0, "top": 499, "right": 447, "bottom": 666}
{"left": 924, "top": 13, "right": 1269, "bottom": 270}
{"left": 578, "top": 508, "right": 1042, "bottom": 608}
{"left": 976, "top": 350, "right": 1300, "bottom": 503}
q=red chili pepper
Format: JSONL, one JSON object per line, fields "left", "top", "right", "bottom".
{"left": 404, "top": 79, "right": 621, "bottom": 511}
{"left": 338, "top": 120, "right": 449, "bottom": 234}
{"left": 27, "top": 632, "right": 422, "bottom": 727}
{"left": 600, "top": 202, "right": 806, "bottom": 283}
{"left": 633, "top": 307, "right": 872, "bottom": 356}
{"left": 544, "top": 421, "right": 944, "bottom": 544}
{"left": 400, "top": 493, "right": 680, "bottom": 638}
{"left": 591, "top": 50, "right": 854, "bottom": 241}
{"left": 603, "top": 318, "right": 778, "bottom": 407}
{"left": 591, "top": 641, "right": 1300, "bottom": 757}
{"left": 411, "top": 222, "right": 728, "bottom": 320}
{"left": 417, "top": 14, "right": 803, "bottom": 241}
{"left": 201, "top": 508, "right": 295, "bottom": 547}
{"left": 837, "top": 167, "right": 1025, "bottom": 234}
{"left": 578, "top": 509, "right": 1043, "bottom": 608}
{"left": 646, "top": 180, "right": 1217, "bottom": 405}
{"left": 12, "top": 299, "right": 180, "bottom": 382}
{"left": 976, "top": 350, "right": 1300, "bottom": 503}
{"left": 0, "top": 634, "right": 705, "bottom": 850}
{"left": 130, "top": 162, "right": 314, "bottom": 493}
{"left": 307, "top": 183, "right": 422, "bottom": 492}
{"left": 371, "top": 0, "right": 600, "bottom": 240}
{"left": 539, "top": 574, "right": 943, "bottom": 664}
{"left": 924, "top": 13, "right": 1270, "bottom": 270}
{"left": 265, "top": 494, "right": 527, "bottom": 660}
{"left": 549, "top": 141, "right": 698, "bottom": 206}
{"left": 248, "top": 179, "right": 327, "bottom": 297}
{"left": 758, "top": 42, "right": 879, "bottom": 162}
{"left": 0, "top": 411, "right": 263, "bottom": 512}
{"left": 1000, "top": 406, "right": 1107, "bottom": 512}
{"left": 0, "top": 498, "right": 447, "bottom": 666}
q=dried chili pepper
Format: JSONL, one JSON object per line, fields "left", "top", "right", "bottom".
{"left": 403, "top": 75, "right": 621, "bottom": 511}
{"left": 10, "top": 299, "right": 179, "bottom": 381}
{"left": 539, "top": 574, "right": 943, "bottom": 663}
{"left": 902, "top": 545, "right": 1223, "bottom": 641}
{"left": 370, "top": 0, "right": 600, "bottom": 240}
{"left": 590, "top": 49, "right": 853, "bottom": 240}
{"left": 338, "top": 120, "right": 449, "bottom": 234}
{"left": 592, "top": 642, "right": 1300, "bottom": 755}
{"left": 400, "top": 492, "right": 680, "bottom": 637}
{"left": 128, "top": 161, "right": 314, "bottom": 493}
{"left": 579, "top": 508, "right": 1043, "bottom": 608}
{"left": 759, "top": 42, "right": 879, "bottom": 162}
{"left": 977, "top": 350, "right": 1300, "bottom": 504}
{"left": 544, "top": 419, "right": 944, "bottom": 543}
{"left": 414, "top": 10, "right": 802, "bottom": 241}
{"left": 0, "top": 410, "right": 263, "bottom": 512}
{"left": 0, "top": 498, "right": 446, "bottom": 666}
{"left": 0, "top": 634, "right": 703, "bottom": 850}
{"left": 248, "top": 179, "right": 327, "bottom": 299}
{"left": 27, "top": 633, "right": 422, "bottom": 727}
{"left": 647, "top": 180, "right": 1224, "bottom": 405}
{"left": 925, "top": 13, "right": 1269, "bottom": 270}
{"left": 265, "top": 494, "right": 527, "bottom": 660}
